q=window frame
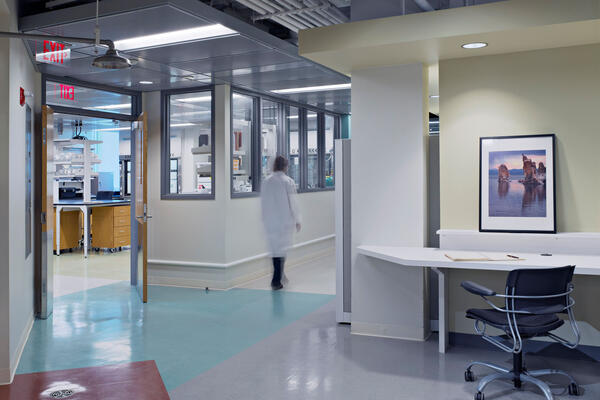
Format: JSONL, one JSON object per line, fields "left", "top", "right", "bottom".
{"left": 42, "top": 74, "right": 141, "bottom": 121}
{"left": 228, "top": 85, "right": 344, "bottom": 197}
{"left": 322, "top": 113, "right": 340, "bottom": 190}
{"left": 161, "top": 85, "right": 216, "bottom": 200}
{"left": 230, "top": 88, "right": 261, "bottom": 198}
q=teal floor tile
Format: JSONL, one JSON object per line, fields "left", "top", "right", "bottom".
{"left": 17, "top": 282, "right": 333, "bottom": 391}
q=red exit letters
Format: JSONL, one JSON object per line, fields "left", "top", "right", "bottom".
{"left": 43, "top": 40, "right": 67, "bottom": 64}
{"left": 59, "top": 84, "right": 75, "bottom": 101}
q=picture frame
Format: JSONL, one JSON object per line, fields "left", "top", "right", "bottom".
{"left": 479, "top": 134, "right": 556, "bottom": 233}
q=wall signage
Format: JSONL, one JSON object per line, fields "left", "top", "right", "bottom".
{"left": 35, "top": 40, "right": 71, "bottom": 65}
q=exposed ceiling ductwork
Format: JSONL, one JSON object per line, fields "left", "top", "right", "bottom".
{"left": 233, "top": 0, "right": 349, "bottom": 33}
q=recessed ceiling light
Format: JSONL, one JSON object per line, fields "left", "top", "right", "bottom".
{"left": 114, "top": 24, "right": 237, "bottom": 51}
{"left": 461, "top": 42, "right": 488, "bottom": 49}
{"left": 139, "top": 81, "right": 153, "bottom": 85}
{"left": 271, "top": 83, "right": 351, "bottom": 94}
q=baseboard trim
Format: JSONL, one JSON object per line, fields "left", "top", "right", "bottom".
{"left": 351, "top": 321, "right": 429, "bottom": 342}
{"left": 148, "top": 240, "right": 334, "bottom": 290}
{"left": 148, "top": 234, "right": 335, "bottom": 269}
{"left": 1, "top": 313, "right": 34, "bottom": 385}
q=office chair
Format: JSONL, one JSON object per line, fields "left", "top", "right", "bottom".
{"left": 461, "top": 266, "right": 581, "bottom": 400}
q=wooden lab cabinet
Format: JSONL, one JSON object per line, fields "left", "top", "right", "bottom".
{"left": 54, "top": 209, "right": 81, "bottom": 251}
{"left": 91, "top": 205, "right": 131, "bottom": 249}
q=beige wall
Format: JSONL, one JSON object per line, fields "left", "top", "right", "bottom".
{"left": 439, "top": 44, "right": 600, "bottom": 333}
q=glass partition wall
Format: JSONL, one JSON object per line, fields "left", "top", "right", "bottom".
{"left": 261, "top": 100, "right": 282, "bottom": 180}
{"left": 324, "top": 114, "right": 336, "bottom": 188}
{"left": 162, "top": 89, "right": 214, "bottom": 199}
{"left": 286, "top": 106, "right": 301, "bottom": 188}
{"left": 306, "top": 111, "right": 320, "bottom": 190}
{"left": 232, "top": 93, "right": 256, "bottom": 194}
{"left": 229, "top": 91, "right": 342, "bottom": 196}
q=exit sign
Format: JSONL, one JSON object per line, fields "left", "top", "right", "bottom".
{"left": 59, "top": 84, "right": 75, "bottom": 101}
{"left": 35, "top": 40, "right": 70, "bottom": 65}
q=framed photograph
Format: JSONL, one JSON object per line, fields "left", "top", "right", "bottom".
{"left": 479, "top": 134, "right": 556, "bottom": 233}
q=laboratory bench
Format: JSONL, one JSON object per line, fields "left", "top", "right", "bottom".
{"left": 54, "top": 199, "right": 131, "bottom": 257}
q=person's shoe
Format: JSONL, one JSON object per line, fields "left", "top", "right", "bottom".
{"left": 271, "top": 283, "right": 283, "bottom": 291}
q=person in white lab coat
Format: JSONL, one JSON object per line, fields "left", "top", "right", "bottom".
{"left": 261, "top": 156, "right": 302, "bottom": 290}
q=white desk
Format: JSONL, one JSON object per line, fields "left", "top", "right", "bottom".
{"left": 55, "top": 199, "right": 130, "bottom": 258}
{"left": 357, "top": 245, "right": 600, "bottom": 353}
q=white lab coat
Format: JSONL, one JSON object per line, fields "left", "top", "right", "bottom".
{"left": 261, "top": 172, "right": 302, "bottom": 257}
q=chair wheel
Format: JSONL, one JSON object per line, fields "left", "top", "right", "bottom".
{"left": 474, "top": 392, "right": 484, "bottom": 400}
{"left": 465, "top": 369, "right": 475, "bottom": 382}
{"left": 568, "top": 383, "right": 580, "bottom": 396}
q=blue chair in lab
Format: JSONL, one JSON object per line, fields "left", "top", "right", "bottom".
{"left": 461, "top": 266, "right": 581, "bottom": 400}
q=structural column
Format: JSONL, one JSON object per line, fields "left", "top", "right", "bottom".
{"left": 350, "top": 63, "right": 429, "bottom": 340}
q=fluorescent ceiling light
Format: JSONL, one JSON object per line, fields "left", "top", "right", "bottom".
{"left": 96, "top": 127, "right": 131, "bottom": 132}
{"left": 114, "top": 24, "right": 237, "bottom": 51}
{"left": 171, "top": 111, "right": 211, "bottom": 117}
{"left": 429, "top": 95, "right": 439, "bottom": 99}
{"left": 461, "top": 42, "right": 488, "bottom": 49}
{"left": 171, "top": 123, "right": 196, "bottom": 127}
{"left": 88, "top": 103, "right": 131, "bottom": 110}
{"left": 139, "top": 81, "right": 153, "bottom": 85}
{"left": 287, "top": 114, "right": 317, "bottom": 119}
{"left": 271, "top": 83, "right": 351, "bottom": 94}
{"left": 175, "top": 95, "right": 211, "bottom": 103}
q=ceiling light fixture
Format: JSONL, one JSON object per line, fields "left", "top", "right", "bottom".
{"left": 271, "top": 83, "right": 351, "bottom": 94}
{"left": 429, "top": 95, "right": 439, "bottom": 99}
{"left": 139, "top": 81, "right": 153, "bottom": 85}
{"left": 176, "top": 96, "right": 212, "bottom": 103}
{"left": 461, "top": 42, "right": 488, "bottom": 49}
{"left": 96, "top": 127, "right": 131, "bottom": 132}
{"left": 170, "top": 123, "right": 196, "bottom": 127}
{"left": 87, "top": 103, "right": 131, "bottom": 110}
{"left": 114, "top": 24, "right": 237, "bottom": 51}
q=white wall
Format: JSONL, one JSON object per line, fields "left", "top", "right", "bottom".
{"left": 350, "top": 64, "right": 429, "bottom": 339}
{"left": 0, "top": 0, "right": 40, "bottom": 384}
{"left": 144, "top": 84, "right": 335, "bottom": 288}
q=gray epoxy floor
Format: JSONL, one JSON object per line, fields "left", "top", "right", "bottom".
{"left": 169, "top": 300, "right": 600, "bottom": 400}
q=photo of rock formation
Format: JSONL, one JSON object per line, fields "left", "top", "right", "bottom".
{"left": 488, "top": 149, "right": 547, "bottom": 218}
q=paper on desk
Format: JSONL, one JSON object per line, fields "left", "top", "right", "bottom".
{"left": 444, "top": 252, "right": 525, "bottom": 262}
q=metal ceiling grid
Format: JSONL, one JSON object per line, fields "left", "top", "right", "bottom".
{"left": 19, "top": 0, "right": 351, "bottom": 114}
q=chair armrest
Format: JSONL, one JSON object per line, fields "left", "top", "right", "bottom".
{"left": 461, "top": 281, "right": 496, "bottom": 297}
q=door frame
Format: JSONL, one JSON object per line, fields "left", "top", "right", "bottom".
{"left": 35, "top": 76, "right": 142, "bottom": 316}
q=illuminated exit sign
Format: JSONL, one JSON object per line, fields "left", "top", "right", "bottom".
{"left": 35, "top": 40, "right": 71, "bottom": 65}
{"left": 59, "top": 84, "right": 75, "bottom": 101}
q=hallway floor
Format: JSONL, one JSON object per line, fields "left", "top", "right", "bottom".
{"left": 6, "top": 254, "right": 600, "bottom": 399}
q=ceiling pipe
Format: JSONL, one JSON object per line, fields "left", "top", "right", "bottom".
{"left": 271, "top": 0, "right": 331, "bottom": 27}
{"left": 301, "top": 0, "right": 339, "bottom": 24}
{"left": 253, "top": 4, "right": 330, "bottom": 21}
{"left": 250, "top": 0, "right": 315, "bottom": 29}
{"left": 414, "top": 0, "right": 436, "bottom": 12}
{"left": 236, "top": 0, "right": 307, "bottom": 31}
{"left": 259, "top": 0, "right": 318, "bottom": 29}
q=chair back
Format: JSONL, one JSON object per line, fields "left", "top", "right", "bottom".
{"left": 505, "top": 266, "right": 575, "bottom": 312}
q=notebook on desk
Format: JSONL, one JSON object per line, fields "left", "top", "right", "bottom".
{"left": 444, "top": 252, "right": 525, "bottom": 262}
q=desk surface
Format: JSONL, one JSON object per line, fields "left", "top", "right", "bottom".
{"left": 54, "top": 199, "right": 130, "bottom": 207}
{"left": 357, "top": 245, "right": 600, "bottom": 276}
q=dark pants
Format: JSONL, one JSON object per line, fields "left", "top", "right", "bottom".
{"left": 271, "top": 257, "right": 285, "bottom": 287}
